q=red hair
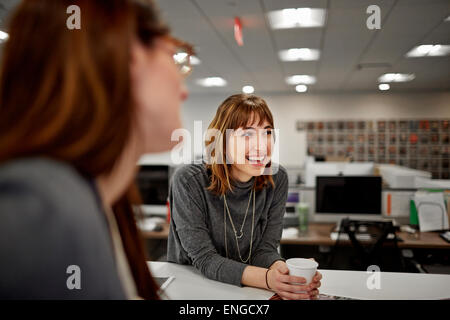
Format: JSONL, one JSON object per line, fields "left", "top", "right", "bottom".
{"left": 0, "top": 0, "right": 170, "bottom": 299}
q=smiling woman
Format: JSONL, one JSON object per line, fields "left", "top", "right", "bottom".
{"left": 206, "top": 94, "right": 276, "bottom": 195}
{"left": 167, "top": 94, "right": 322, "bottom": 300}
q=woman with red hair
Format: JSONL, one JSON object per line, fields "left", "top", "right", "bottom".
{"left": 0, "top": 0, "right": 191, "bottom": 299}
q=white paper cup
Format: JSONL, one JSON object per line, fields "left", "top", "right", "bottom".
{"left": 286, "top": 258, "right": 319, "bottom": 293}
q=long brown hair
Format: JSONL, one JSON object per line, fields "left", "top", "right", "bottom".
{"left": 205, "top": 94, "right": 275, "bottom": 196}
{"left": 0, "top": 0, "right": 170, "bottom": 299}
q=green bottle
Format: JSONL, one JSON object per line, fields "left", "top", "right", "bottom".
{"left": 296, "top": 202, "right": 309, "bottom": 234}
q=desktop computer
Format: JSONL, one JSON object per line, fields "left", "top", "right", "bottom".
{"left": 314, "top": 176, "right": 383, "bottom": 223}
{"left": 136, "top": 165, "right": 171, "bottom": 216}
{"left": 283, "top": 189, "right": 301, "bottom": 228}
{"left": 314, "top": 176, "right": 397, "bottom": 243}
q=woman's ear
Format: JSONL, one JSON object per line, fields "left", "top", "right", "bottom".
{"left": 129, "top": 40, "right": 147, "bottom": 80}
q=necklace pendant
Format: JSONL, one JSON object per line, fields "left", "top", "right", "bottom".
{"left": 235, "top": 231, "right": 244, "bottom": 239}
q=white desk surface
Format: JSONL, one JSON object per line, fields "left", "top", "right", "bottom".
{"left": 148, "top": 262, "right": 450, "bottom": 300}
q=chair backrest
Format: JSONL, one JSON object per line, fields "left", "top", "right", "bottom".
{"left": 333, "top": 218, "right": 403, "bottom": 271}
{"left": 342, "top": 219, "right": 394, "bottom": 257}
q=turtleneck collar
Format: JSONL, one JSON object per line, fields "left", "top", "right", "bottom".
{"left": 230, "top": 176, "right": 255, "bottom": 189}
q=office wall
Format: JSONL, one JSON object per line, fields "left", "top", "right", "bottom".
{"left": 139, "top": 91, "right": 450, "bottom": 168}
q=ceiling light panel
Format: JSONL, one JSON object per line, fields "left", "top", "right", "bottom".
{"left": 279, "top": 48, "right": 320, "bottom": 61}
{"left": 267, "top": 8, "right": 326, "bottom": 29}
{"left": 378, "top": 73, "right": 415, "bottom": 83}
{"left": 196, "top": 77, "right": 227, "bottom": 87}
{"left": 406, "top": 44, "right": 450, "bottom": 57}
{"left": 0, "top": 31, "right": 9, "bottom": 42}
{"left": 286, "top": 75, "right": 316, "bottom": 85}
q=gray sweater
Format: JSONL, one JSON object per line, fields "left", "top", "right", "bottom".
{"left": 0, "top": 158, "right": 126, "bottom": 299}
{"left": 167, "top": 163, "right": 288, "bottom": 287}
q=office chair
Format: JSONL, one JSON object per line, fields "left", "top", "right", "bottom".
{"left": 327, "top": 218, "right": 406, "bottom": 272}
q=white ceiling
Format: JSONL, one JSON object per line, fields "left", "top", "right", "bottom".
{"left": 155, "top": 0, "right": 450, "bottom": 94}
{"left": 1, "top": 0, "right": 449, "bottom": 94}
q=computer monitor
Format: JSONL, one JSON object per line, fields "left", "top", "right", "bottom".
{"left": 314, "top": 176, "right": 382, "bottom": 222}
{"left": 136, "top": 165, "right": 170, "bottom": 216}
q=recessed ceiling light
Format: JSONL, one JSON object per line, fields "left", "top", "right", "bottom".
{"left": 190, "top": 55, "right": 201, "bottom": 65}
{"left": 180, "top": 65, "right": 192, "bottom": 75}
{"left": 242, "top": 85, "right": 254, "bottom": 94}
{"left": 378, "top": 84, "right": 390, "bottom": 91}
{"left": 0, "top": 31, "right": 9, "bottom": 42}
{"left": 196, "top": 77, "right": 227, "bottom": 87}
{"left": 286, "top": 75, "right": 316, "bottom": 85}
{"left": 267, "top": 8, "right": 326, "bottom": 29}
{"left": 173, "top": 52, "right": 188, "bottom": 63}
{"left": 445, "top": 15, "right": 450, "bottom": 22}
{"left": 378, "top": 73, "right": 415, "bottom": 83}
{"left": 279, "top": 48, "right": 320, "bottom": 61}
{"left": 406, "top": 44, "right": 450, "bottom": 57}
{"left": 174, "top": 53, "right": 201, "bottom": 66}
{"left": 295, "top": 85, "right": 308, "bottom": 93}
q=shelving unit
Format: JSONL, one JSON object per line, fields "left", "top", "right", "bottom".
{"left": 298, "top": 119, "right": 450, "bottom": 179}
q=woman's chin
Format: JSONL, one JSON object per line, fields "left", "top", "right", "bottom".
{"left": 142, "top": 137, "right": 177, "bottom": 154}
{"left": 244, "top": 163, "right": 269, "bottom": 176}
{"left": 143, "top": 124, "right": 184, "bottom": 154}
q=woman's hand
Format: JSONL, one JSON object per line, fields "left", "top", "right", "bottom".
{"left": 267, "top": 260, "right": 322, "bottom": 300}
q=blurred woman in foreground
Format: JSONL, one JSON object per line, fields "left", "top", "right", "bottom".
{"left": 0, "top": 0, "right": 190, "bottom": 299}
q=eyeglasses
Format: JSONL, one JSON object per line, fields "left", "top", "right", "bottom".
{"left": 164, "top": 36, "right": 195, "bottom": 77}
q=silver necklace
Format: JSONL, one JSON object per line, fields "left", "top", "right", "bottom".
{"left": 224, "top": 188, "right": 252, "bottom": 239}
{"left": 223, "top": 188, "right": 255, "bottom": 263}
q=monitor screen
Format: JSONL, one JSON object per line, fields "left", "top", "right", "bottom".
{"left": 315, "top": 176, "right": 382, "bottom": 214}
{"left": 136, "top": 165, "right": 169, "bottom": 205}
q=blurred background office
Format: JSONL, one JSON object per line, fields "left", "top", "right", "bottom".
{"left": 1, "top": 0, "right": 449, "bottom": 274}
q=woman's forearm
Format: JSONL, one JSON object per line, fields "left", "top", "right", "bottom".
{"left": 241, "top": 265, "right": 270, "bottom": 289}
{"left": 241, "top": 260, "right": 286, "bottom": 289}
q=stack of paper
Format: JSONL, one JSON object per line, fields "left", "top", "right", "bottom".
{"left": 414, "top": 192, "right": 449, "bottom": 232}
